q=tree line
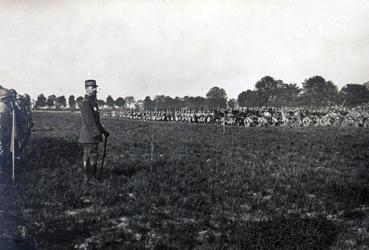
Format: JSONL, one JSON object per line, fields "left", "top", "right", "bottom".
{"left": 238, "top": 75, "right": 369, "bottom": 108}
{"left": 33, "top": 75, "right": 369, "bottom": 111}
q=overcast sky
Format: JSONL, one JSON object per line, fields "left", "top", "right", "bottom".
{"left": 1, "top": 0, "right": 369, "bottom": 101}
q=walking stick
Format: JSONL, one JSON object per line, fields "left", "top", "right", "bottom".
{"left": 100, "top": 136, "right": 108, "bottom": 178}
{"left": 11, "top": 108, "right": 16, "bottom": 182}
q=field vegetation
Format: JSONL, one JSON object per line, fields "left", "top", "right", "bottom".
{"left": 1, "top": 112, "right": 369, "bottom": 249}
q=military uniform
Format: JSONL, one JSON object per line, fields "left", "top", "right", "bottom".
{"left": 79, "top": 80, "right": 109, "bottom": 179}
{"left": 21, "top": 94, "right": 33, "bottom": 148}
{"left": 17, "top": 96, "right": 32, "bottom": 152}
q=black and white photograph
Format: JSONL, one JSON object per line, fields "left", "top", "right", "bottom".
{"left": 1, "top": 0, "right": 369, "bottom": 249}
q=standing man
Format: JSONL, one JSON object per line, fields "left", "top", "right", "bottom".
{"left": 79, "top": 79, "right": 110, "bottom": 180}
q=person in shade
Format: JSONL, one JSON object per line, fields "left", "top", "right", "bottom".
{"left": 0, "top": 88, "right": 12, "bottom": 174}
{"left": 79, "top": 79, "right": 110, "bottom": 180}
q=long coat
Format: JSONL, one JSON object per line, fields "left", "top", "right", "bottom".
{"left": 79, "top": 95, "right": 105, "bottom": 144}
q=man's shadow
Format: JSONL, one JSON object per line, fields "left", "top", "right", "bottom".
{"left": 25, "top": 137, "right": 83, "bottom": 170}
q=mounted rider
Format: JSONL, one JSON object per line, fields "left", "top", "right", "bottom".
{"left": 13, "top": 93, "right": 33, "bottom": 153}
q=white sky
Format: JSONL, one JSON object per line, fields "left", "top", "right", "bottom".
{"left": 1, "top": 0, "right": 369, "bottom": 101}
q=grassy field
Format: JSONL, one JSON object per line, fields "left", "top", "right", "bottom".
{"left": 1, "top": 111, "right": 369, "bottom": 249}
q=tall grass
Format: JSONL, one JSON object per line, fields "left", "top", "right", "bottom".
{"left": 3, "top": 112, "right": 369, "bottom": 249}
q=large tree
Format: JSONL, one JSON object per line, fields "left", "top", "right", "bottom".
{"left": 278, "top": 83, "right": 301, "bottom": 106}
{"left": 55, "top": 95, "right": 66, "bottom": 109}
{"left": 68, "top": 95, "right": 76, "bottom": 111}
{"left": 125, "top": 96, "right": 135, "bottom": 109}
{"left": 75, "top": 96, "right": 83, "bottom": 109}
{"left": 115, "top": 97, "right": 126, "bottom": 109}
{"left": 238, "top": 90, "right": 261, "bottom": 107}
{"left": 35, "top": 94, "right": 47, "bottom": 109}
{"left": 46, "top": 95, "right": 56, "bottom": 108}
{"left": 106, "top": 95, "right": 115, "bottom": 108}
{"left": 164, "top": 96, "right": 174, "bottom": 111}
{"left": 301, "top": 76, "right": 338, "bottom": 106}
{"left": 255, "top": 76, "right": 282, "bottom": 92}
{"left": 206, "top": 86, "right": 227, "bottom": 110}
{"left": 193, "top": 96, "right": 207, "bottom": 111}
{"left": 173, "top": 97, "right": 184, "bottom": 111}
{"left": 183, "top": 96, "right": 192, "bottom": 110}
{"left": 143, "top": 96, "right": 153, "bottom": 111}
{"left": 340, "top": 84, "right": 369, "bottom": 106}
{"left": 153, "top": 95, "right": 165, "bottom": 110}
{"left": 255, "top": 76, "right": 284, "bottom": 106}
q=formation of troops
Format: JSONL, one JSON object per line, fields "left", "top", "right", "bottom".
{"left": 0, "top": 87, "right": 33, "bottom": 174}
{"left": 102, "top": 106, "right": 369, "bottom": 128}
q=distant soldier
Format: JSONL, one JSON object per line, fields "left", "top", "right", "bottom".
{"left": 79, "top": 80, "right": 110, "bottom": 180}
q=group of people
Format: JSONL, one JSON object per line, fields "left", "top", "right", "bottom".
{"left": 0, "top": 86, "right": 33, "bottom": 174}
{"left": 0, "top": 80, "right": 110, "bottom": 182}
{"left": 101, "top": 106, "right": 369, "bottom": 128}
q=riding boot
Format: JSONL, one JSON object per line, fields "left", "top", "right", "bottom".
{"left": 90, "top": 161, "right": 97, "bottom": 179}
{"left": 83, "top": 160, "right": 90, "bottom": 180}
